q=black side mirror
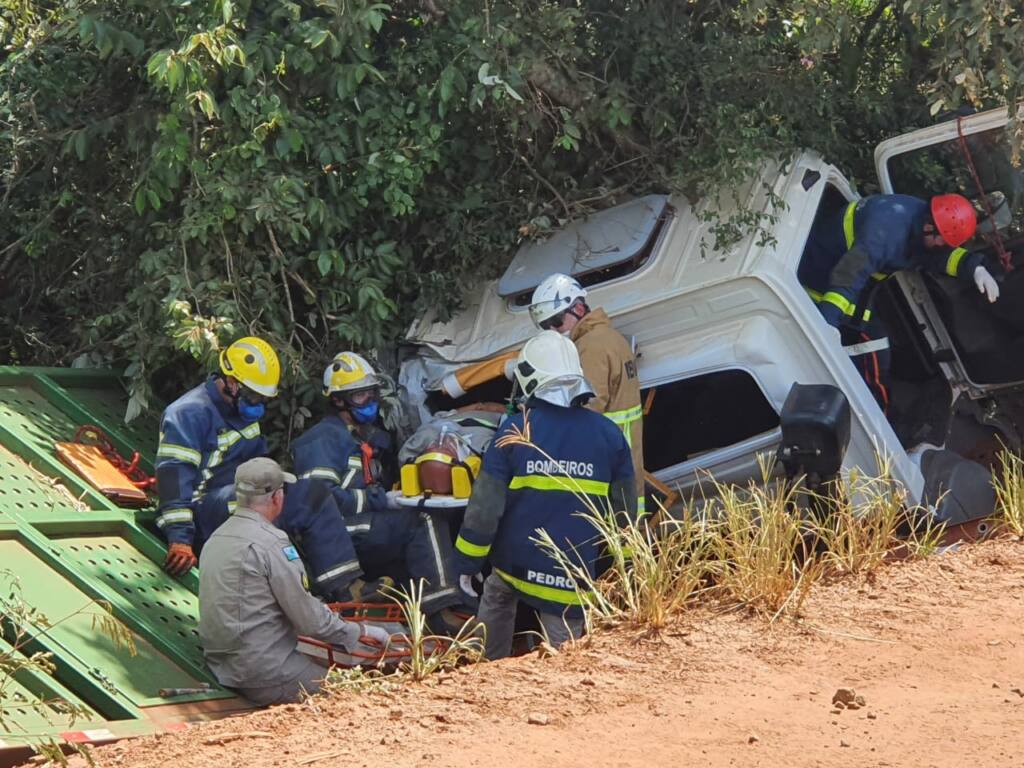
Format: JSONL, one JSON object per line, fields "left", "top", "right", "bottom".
{"left": 776, "top": 383, "right": 852, "bottom": 481}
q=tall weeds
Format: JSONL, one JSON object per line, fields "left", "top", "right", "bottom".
{"left": 703, "top": 474, "right": 823, "bottom": 620}
{"left": 537, "top": 453, "right": 951, "bottom": 632}
{"left": 384, "top": 579, "right": 483, "bottom": 680}
{"left": 810, "top": 458, "right": 944, "bottom": 574}
{"left": 534, "top": 506, "right": 713, "bottom": 632}
{"left": 993, "top": 449, "right": 1024, "bottom": 537}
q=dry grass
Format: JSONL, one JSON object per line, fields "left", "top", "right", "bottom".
{"left": 384, "top": 579, "right": 483, "bottom": 681}
{"left": 534, "top": 505, "right": 713, "bottom": 633}
{"left": 702, "top": 472, "right": 823, "bottom": 620}
{"left": 534, "top": 446, "right": 956, "bottom": 632}
{"left": 993, "top": 449, "right": 1024, "bottom": 537}
{"left": 810, "top": 457, "right": 944, "bottom": 574}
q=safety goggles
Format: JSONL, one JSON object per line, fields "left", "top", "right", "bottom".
{"left": 239, "top": 385, "right": 270, "bottom": 405}
{"left": 538, "top": 311, "right": 568, "bottom": 332}
{"left": 345, "top": 387, "right": 380, "bottom": 406}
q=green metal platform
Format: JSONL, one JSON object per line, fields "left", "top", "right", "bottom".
{"left": 0, "top": 367, "right": 247, "bottom": 753}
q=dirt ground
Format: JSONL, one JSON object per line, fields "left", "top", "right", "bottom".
{"left": 59, "top": 538, "right": 1024, "bottom": 768}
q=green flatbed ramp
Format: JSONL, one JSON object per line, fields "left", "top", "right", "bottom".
{"left": 0, "top": 367, "right": 250, "bottom": 755}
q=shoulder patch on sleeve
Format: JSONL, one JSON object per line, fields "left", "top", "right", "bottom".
{"left": 282, "top": 545, "right": 301, "bottom": 561}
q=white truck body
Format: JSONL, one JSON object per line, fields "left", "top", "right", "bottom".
{"left": 400, "top": 106, "right": 1023, "bottom": 515}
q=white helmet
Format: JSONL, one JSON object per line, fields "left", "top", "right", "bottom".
{"left": 514, "top": 331, "right": 594, "bottom": 407}
{"left": 528, "top": 273, "right": 587, "bottom": 329}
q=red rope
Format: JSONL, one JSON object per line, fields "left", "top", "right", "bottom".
{"left": 956, "top": 117, "right": 1014, "bottom": 273}
{"left": 74, "top": 425, "right": 156, "bottom": 490}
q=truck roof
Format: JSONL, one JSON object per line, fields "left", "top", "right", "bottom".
{"left": 405, "top": 152, "right": 827, "bottom": 363}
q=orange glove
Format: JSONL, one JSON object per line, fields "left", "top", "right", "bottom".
{"left": 164, "top": 542, "right": 198, "bottom": 575}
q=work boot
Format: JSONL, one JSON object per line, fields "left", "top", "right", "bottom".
{"left": 344, "top": 576, "right": 395, "bottom": 604}
{"left": 428, "top": 607, "right": 477, "bottom": 637}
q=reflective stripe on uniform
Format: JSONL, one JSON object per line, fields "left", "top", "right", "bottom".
{"left": 156, "top": 509, "right": 193, "bottom": 528}
{"left": 156, "top": 442, "right": 202, "bottom": 465}
{"left": 421, "top": 585, "right": 460, "bottom": 608}
{"left": 299, "top": 467, "right": 342, "bottom": 484}
{"left": 946, "top": 247, "right": 967, "bottom": 277}
{"left": 455, "top": 535, "right": 490, "bottom": 558}
{"left": 805, "top": 287, "right": 872, "bottom": 322}
{"left": 508, "top": 475, "right": 610, "bottom": 496}
{"left": 354, "top": 489, "right": 365, "bottom": 515}
{"left": 604, "top": 405, "right": 643, "bottom": 427}
{"left": 198, "top": 422, "right": 262, "bottom": 494}
{"left": 842, "top": 200, "right": 857, "bottom": 248}
{"left": 603, "top": 404, "right": 643, "bottom": 447}
{"left": 424, "top": 515, "right": 449, "bottom": 587}
{"left": 345, "top": 523, "right": 371, "bottom": 534}
{"left": 314, "top": 560, "right": 361, "bottom": 584}
{"left": 494, "top": 567, "right": 582, "bottom": 606}
{"left": 838, "top": 200, "right": 886, "bottom": 308}
{"left": 637, "top": 496, "right": 646, "bottom": 517}
{"left": 338, "top": 457, "right": 362, "bottom": 489}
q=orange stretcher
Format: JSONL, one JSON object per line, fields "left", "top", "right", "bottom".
{"left": 55, "top": 442, "right": 149, "bottom": 507}
{"left": 55, "top": 424, "right": 156, "bottom": 508}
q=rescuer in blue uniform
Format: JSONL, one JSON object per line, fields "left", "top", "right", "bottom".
{"left": 154, "top": 337, "right": 362, "bottom": 598}
{"left": 453, "top": 331, "right": 636, "bottom": 659}
{"left": 291, "top": 352, "right": 466, "bottom": 625}
{"left": 155, "top": 337, "right": 279, "bottom": 574}
{"left": 799, "top": 192, "right": 1000, "bottom": 410}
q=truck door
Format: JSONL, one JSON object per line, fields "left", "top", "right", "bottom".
{"left": 874, "top": 106, "right": 1024, "bottom": 399}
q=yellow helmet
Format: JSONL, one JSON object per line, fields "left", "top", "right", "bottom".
{"left": 219, "top": 337, "right": 281, "bottom": 397}
{"left": 323, "top": 351, "right": 379, "bottom": 396}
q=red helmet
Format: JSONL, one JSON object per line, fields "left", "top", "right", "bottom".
{"left": 930, "top": 194, "right": 977, "bottom": 248}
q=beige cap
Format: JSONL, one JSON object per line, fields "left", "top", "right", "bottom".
{"left": 235, "top": 457, "right": 296, "bottom": 495}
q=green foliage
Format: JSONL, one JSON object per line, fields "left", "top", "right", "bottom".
{"left": 1, "top": 1, "right": 1020, "bottom": 438}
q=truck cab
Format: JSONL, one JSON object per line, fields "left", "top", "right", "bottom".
{"left": 399, "top": 106, "right": 1024, "bottom": 526}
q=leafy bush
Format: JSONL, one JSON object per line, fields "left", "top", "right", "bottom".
{"left": 1, "top": 1, "right": 1019, "bottom": 438}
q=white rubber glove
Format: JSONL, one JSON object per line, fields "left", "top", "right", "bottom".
{"left": 974, "top": 266, "right": 1000, "bottom": 303}
{"left": 385, "top": 490, "right": 404, "bottom": 510}
{"left": 459, "top": 574, "right": 480, "bottom": 598}
{"left": 357, "top": 622, "right": 392, "bottom": 646}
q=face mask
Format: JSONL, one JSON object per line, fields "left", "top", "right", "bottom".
{"left": 351, "top": 401, "right": 379, "bottom": 424}
{"left": 237, "top": 399, "right": 265, "bottom": 422}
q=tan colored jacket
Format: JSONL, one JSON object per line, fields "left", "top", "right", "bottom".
{"left": 571, "top": 308, "right": 644, "bottom": 501}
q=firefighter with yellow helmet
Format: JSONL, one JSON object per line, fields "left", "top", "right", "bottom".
{"left": 291, "top": 351, "right": 468, "bottom": 626}
{"left": 155, "top": 337, "right": 279, "bottom": 574}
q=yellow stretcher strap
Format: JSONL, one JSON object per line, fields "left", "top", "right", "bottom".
{"left": 415, "top": 451, "right": 456, "bottom": 465}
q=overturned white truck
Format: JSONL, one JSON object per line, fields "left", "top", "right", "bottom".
{"left": 398, "top": 106, "right": 1024, "bottom": 531}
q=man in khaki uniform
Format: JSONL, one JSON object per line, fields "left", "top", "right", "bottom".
{"left": 529, "top": 273, "right": 645, "bottom": 514}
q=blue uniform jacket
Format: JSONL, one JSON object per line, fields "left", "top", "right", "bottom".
{"left": 799, "top": 194, "right": 983, "bottom": 327}
{"left": 155, "top": 375, "right": 267, "bottom": 545}
{"left": 453, "top": 400, "right": 635, "bottom": 618}
{"left": 290, "top": 415, "right": 390, "bottom": 523}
